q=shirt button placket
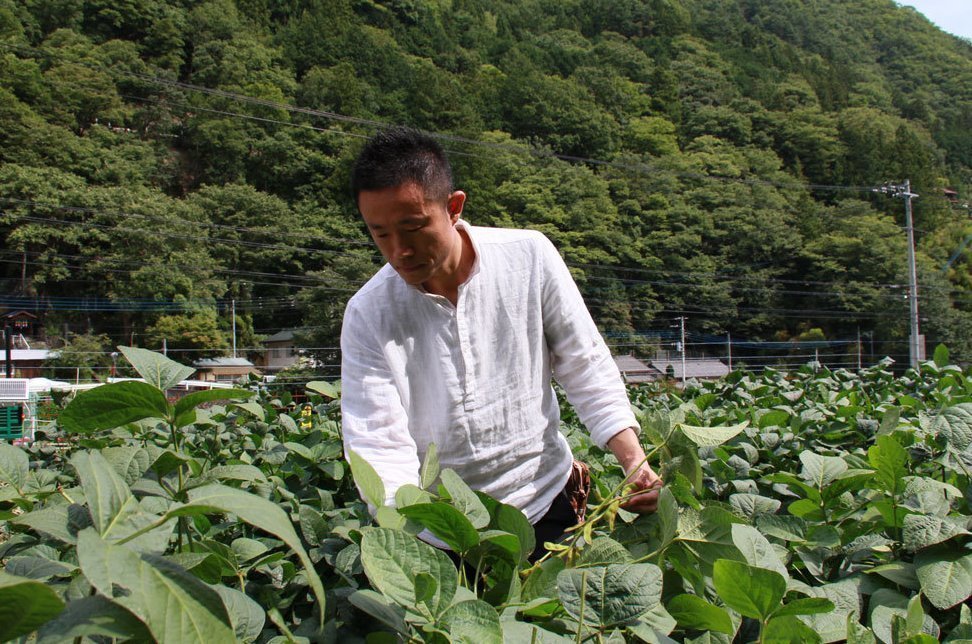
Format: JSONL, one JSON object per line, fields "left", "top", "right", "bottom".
{"left": 456, "top": 294, "right": 475, "bottom": 411}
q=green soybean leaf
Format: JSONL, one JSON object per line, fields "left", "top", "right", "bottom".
{"left": 118, "top": 346, "right": 195, "bottom": 391}
{"left": 202, "top": 464, "right": 268, "bottom": 484}
{"left": 284, "top": 441, "right": 314, "bottom": 461}
{"left": 60, "top": 381, "right": 170, "bottom": 433}
{"left": 654, "top": 486, "right": 679, "bottom": 546}
{"left": 798, "top": 451, "right": 848, "bottom": 488}
{"left": 420, "top": 443, "right": 440, "bottom": 490}
{"left": 557, "top": 563, "right": 663, "bottom": 628}
{"left": 359, "top": 527, "right": 458, "bottom": 618}
{"left": 794, "top": 579, "right": 861, "bottom": 642}
{"left": 306, "top": 380, "right": 339, "bottom": 399}
{"left": 349, "top": 589, "right": 408, "bottom": 634}
{"left": 232, "top": 401, "right": 265, "bottom": 421}
{"left": 71, "top": 451, "right": 131, "bottom": 536}
{"left": 758, "top": 409, "right": 791, "bottom": 429}
{"left": 878, "top": 408, "right": 901, "bottom": 436}
{"left": 101, "top": 446, "right": 153, "bottom": 485}
{"left": 771, "top": 597, "right": 835, "bottom": 618}
{"left": 501, "top": 622, "right": 572, "bottom": 642}
{"left": 158, "top": 484, "right": 327, "bottom": 624}
{"left": 678, "top": 505, "right": 741, "bottom": 545}
{"left": 5, "top": 556, "right": 76, "bottom": 581}
{"left": 713, "top": 559, "right": 785, "bottom": 620}
{"left": 868, "top": 435, "right": 908, "bottom": 495}
{"left": 577, "top": 537, "right": 632, "bottom": 567}
{"left": 903, "top": 514, "right": 970, "bottom": 551}
{"left": 730, "top": 493, "right": 781, "bottom": 519}
{"left": 77, "top": 529, "right": 235, "bottom": 643}
{"left": 395, "top": 483, "right": 433, "bottom": 508}
{"left": 756, "top": 514, "right": 807, "bottom": 542}
{"left": 0, "top": 441, "right": 28, "bottom": 491}
{"left": 398, "top": 502, "right": 479, "bottom": 553}
{"left": 439, "top": 599, "right": 502, "bottom": 644}
{"left": 35, "top": 595, "right": 153, "bottom": 644}
{"left": 347, "top": 449, "right": 386, "bottom": 509}
{"left": 10, "top": 504, "right": 86, "bottom": 544}
{"left": 494, "top": 502, "right": 534, "bottom": 562}
{"left": 414, "top": 572, "right": 438, "bottom": 605}
{"left": 787, "top": 498, "right": 824, "bottom": 521}
{"left": 929, "top": 403, "right": 972, "bottom": 452}
{"left": 477, "top": 529, "right": 521, "bottom": 561}
{"left": 521, "top": 557, "right": 565, "bottom": 603}
{"left": 666, "top": 594, "right": 733, "bottom": 633}
{"left": 847, "top": 614, "right": 878, "bottom": 644}
{"left": 914, "top": 544, "right": 972, "bottom": 610}
{"left": 905, "top": 593, "right": 925, "bottom": 638}
{"left": 762, "top": 615, "right": 822, "bottom": 643}
{"left": 0, "top": 572, "right": 65, "bottom": 642}
{"left": 375, "top": 505, "right": 407, "bottom": 529}
{"left": 868, "top": 561, "right": 920, "bottom": 589}
{"left": 173, "top": 388, "right": 254, "bottom": 426}
{"left": 441, "top": 469, "right": 489, "bottom": 529}
{"left": 731, "top": 524, "right": 788, "bottom": 578}
{"left": 213, "top": 584, "right": 266, "bottom": 643}
{"left": 676, "top": 421, "right": 748, "bottom": 447}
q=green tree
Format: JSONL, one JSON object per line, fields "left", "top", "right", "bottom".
{"left": 42, "top": 332, "right": 114, "bottom": 382}
{"left": 144, "top": 310, "right": 229, "bottom": 363}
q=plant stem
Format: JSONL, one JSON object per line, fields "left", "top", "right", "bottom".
{"left": 575, "top": 570, "right": 588, "bottom": 644}
{"left": 531, "top": 444, "right": 666, "bottom": 569}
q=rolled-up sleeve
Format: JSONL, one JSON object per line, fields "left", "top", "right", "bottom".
{"left": 537, "top": 236, "right": 638, "bottom": 449}
{"left": 340, "top": 301, "right": 420, "bottom": 508}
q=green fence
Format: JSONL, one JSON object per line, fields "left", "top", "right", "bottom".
{"left": 0, "top": 404, "right": 23, "bottom": 440}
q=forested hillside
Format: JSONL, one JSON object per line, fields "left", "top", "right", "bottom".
{"left": 1, "top": 0, "right": 970, "bottom": 372}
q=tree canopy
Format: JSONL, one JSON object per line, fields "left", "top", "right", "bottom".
{"left": 1, "top": 0, "right": 970, "bottom": 369}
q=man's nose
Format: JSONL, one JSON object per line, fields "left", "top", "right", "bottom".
{"left": 388, "top": 234, "right": 414, "bottom": 260}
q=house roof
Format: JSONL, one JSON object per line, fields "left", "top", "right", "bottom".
{"left": 614, "top": 355, "right": 652, "bottom": 372}
{"left": 263, "top": 330, "right": 295, "bottom": 343}
{"left": 650, "top": 359, "right": 729, "bottom": 380}
{"left": 613, "top": 355, "right": 656, "bottom": 383}
{"left": 193, "top": 357, "right": 256, "bottom": 368}
{"left": 9, "top": 349, "right": 51, "bottom": 361}
{"left": 2, "top": 310, "right": 38, "bottom": 320}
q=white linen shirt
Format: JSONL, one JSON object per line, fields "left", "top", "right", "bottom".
{"left": 340, "top": 222, "right": 638, "bottom": 523}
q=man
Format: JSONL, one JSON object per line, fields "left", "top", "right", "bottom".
{"left": 340, "top": 127, "right": 661, "bottom": 554}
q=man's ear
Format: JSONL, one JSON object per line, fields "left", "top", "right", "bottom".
{"left": 447, "top": 190, "right": 466, "bottom": 222}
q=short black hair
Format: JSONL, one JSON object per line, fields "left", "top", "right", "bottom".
{"left": 350, "top": 127, "right": 453, "bottom": 204}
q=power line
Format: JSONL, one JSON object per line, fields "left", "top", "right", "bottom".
{"left": 7, "top": 206, "right": 969, "bottom": 302}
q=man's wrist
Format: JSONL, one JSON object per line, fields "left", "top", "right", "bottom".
{"left": 606, "top": 426, "right": 647, "bottom": 472}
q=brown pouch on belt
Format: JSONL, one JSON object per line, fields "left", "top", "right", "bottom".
{"left": 564, "top": 460, "right": 591, "bottom": 523}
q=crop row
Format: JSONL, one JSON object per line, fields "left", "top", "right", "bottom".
{"left": 0, "top": 347, "right": 970, "bottom": 642}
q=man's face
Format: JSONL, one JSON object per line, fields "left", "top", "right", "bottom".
{"left": 358, "top": 181, "right": 466, "bottom": 287}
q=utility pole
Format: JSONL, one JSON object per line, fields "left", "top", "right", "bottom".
{"left": 874, "top": 180, "right": 921, "bottom": 369}
{"left": 231, "top": 299, "right": 237, "bottom": 358}
{"left": 727, "top": 331, "right": 732, "bottom": 371}
{"left": 3, "top": 321, "right": 11, "bottom": 378}
{"left": 673, "top": 316, "right": 687, "bottom": 386}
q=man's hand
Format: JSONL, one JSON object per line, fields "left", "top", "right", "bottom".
{"left": 619, "top": 462, "right": 663, "bottom": 512}
{"left": 606, "top": 426, "right": 663, "bottom": 513}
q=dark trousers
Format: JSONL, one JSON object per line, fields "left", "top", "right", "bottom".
{"left": 530, "top": 487, "right": 579, "bottom": 561}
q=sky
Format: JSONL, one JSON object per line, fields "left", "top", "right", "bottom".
{"left": 901, "top": 0, "right": 972, "bottom": 40}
